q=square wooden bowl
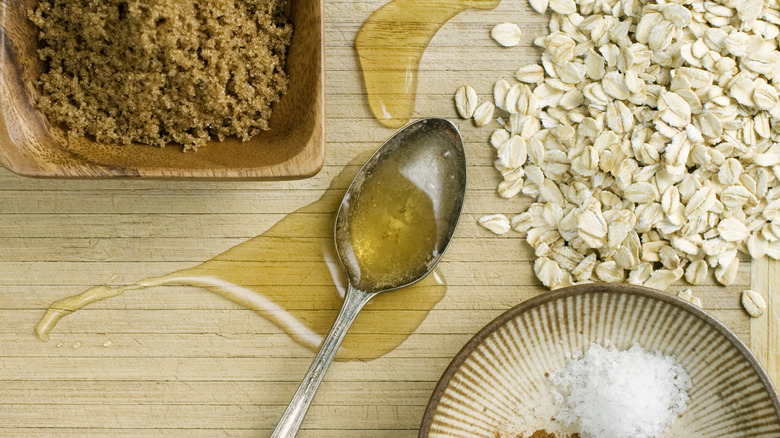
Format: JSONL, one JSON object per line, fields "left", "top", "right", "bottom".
{"left": 0, "top": 0, "right": 324, "bottom": 179}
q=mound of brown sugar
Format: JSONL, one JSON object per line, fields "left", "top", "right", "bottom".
{"left": 29, "top": 0, "right": 292, "bottom": 151}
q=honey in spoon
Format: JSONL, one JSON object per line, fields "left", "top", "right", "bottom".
{"left": 335, "top": 118, "right": 467, "bottom": 293}
{"left": 347, "top": 152, "right": 438, "bottom": 290}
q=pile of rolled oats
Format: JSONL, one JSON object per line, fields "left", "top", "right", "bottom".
{"left": 463, "top": 0, "right": 780, "bottom": 292}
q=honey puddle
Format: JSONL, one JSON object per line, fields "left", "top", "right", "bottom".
{"left": 35, "top": 161, "right": 446, "bottom": 360}
{"left": 356, "top": 0, "right": 501, "bottom": 128}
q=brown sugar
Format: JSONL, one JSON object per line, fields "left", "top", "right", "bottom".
{"left": 28, "top": 0, "right": 292, "bottom": 151}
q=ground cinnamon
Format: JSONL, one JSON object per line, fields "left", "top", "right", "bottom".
{"left": 495, "top": 430, "right": 580, "bottom": 438}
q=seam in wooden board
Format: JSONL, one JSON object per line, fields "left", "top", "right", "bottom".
{"left": 751, "top": 256, "right": 772, "bottom": 386}
{"left": 769, "top": 259, "right": 780, "bottom": 388}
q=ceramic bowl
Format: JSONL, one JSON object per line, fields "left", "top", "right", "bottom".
{"left": 420, "top": 283, "right": 780, "bottom": 437}
{"left": 0, "top": 0, "right": 324, "bottom": 179}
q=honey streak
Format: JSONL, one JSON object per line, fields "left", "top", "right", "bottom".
{"left": 35, "top": 158, "right": 446, "bottom": 360}
{"left": 356, "top": 0, "right": 501, "bottom": 128}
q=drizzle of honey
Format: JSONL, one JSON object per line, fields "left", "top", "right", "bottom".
{"left": 35, "top": 159, "right": 446, "bottom": 360}
{"left": 355, "top": 0, "right": 502, "bottom": 128}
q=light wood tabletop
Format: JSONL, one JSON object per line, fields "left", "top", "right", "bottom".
{"left": 2, "top": 0, "right": 779, "bottom": 436}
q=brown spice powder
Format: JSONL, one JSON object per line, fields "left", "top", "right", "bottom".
{"left": 524, "top": 431, "right": 580, "bottom": 438}
{"left": 495, "top": 430, "right": 581, "bottom": 438}
{"left": 29, "top": 0, "right": 292, "bottom": 150}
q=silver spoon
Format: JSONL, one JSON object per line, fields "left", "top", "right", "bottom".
{"left": 271, "top": 118, "right": 466, "bottom": 437}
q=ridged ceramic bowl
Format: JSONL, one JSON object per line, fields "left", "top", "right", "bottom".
{"left": 420, "top": 284, "right": 780, "bottom": 437}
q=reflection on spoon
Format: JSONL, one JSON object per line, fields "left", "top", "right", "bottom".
{"left": 34, "top": 156, "right": 447, "bottom": 361}
{"left": 356, "top": 0, "right": 501, "bottom": 128}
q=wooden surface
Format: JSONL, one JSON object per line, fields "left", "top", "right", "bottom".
{"left": 1, "top": 0, "right": 779, "bottom": 436}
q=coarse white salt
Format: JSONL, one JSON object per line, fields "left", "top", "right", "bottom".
{"left": 549, "top": 342, "right": 691, "bottom": 438}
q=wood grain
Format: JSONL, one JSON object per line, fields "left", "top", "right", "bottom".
{"left": 0, "top": 0, "right": 777, "bottom": 436}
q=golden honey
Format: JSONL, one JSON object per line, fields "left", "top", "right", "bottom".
{"left": 356, "top": 0, "right": 501, "bottom": 127}
{"left": 35, "top": 160, "right": 446, "bottom": 360}
{"left": 347, "top": 153, "right": 438, "bottom": 291}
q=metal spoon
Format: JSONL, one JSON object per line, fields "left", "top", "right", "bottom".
{"left": 271, "top": 118, "right": 466, "bottom": 437}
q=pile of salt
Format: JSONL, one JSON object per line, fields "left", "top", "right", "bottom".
{"left": 549, "top": 342, "right": 691, "bottom": 438}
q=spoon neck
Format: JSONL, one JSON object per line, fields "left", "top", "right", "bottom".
{"left": 270, "top": 284, "right": 374, "bottom": 438}
{"left": 327, "top": 285, "right": 375, "bottom": 343}
{"left": 340, "top": 284, "right": 375, "bottom": 321}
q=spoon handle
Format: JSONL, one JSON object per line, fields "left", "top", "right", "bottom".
{"left": 271, "top": 284, "right": 374, "bottom": 438}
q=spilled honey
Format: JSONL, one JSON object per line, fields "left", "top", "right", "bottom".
{"left": 35, "top": 159, "right": 447, "bottom": 360}
{"left": 355, "top": 0, "right": 501, "bottom": 128}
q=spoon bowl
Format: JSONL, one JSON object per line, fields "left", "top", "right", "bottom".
{"left": 335, "top": 117, "right": 466, "bottom": 293}
{"left": 271, "top": 118, "right": 466, "bottom": 437}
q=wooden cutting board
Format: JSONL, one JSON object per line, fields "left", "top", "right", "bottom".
{"left": 1, "top": 0, "right": 778, "bottom": 436}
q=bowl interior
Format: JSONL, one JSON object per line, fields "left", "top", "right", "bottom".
{"left": 0, "top": 0, "right": 324, "bottom": 179}
{"left": 420, "top": 284, "right": 780, "bottom": 437}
